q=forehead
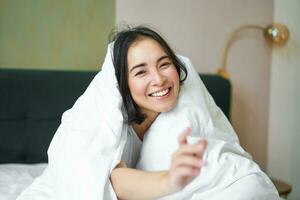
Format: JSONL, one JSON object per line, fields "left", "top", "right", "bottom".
{"left": 127, "top": 38, "right": 167, "bottom": 64}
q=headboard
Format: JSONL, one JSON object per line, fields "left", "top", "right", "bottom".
{"left": 0, "top": 69, "right": 231, "bottom": 163}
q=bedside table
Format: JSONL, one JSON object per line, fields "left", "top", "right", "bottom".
{"left": 271, "top": 178, "right": 292, "bottom": 198}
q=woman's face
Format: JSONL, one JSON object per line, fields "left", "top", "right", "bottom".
{"left": 127, "top": 38, "right": 180, "bottom": 117}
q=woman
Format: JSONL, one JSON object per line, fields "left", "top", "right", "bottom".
{"left": 18, "top": 26, "right": 279, "bottom": 200}
{"left": 110, "top": 26, "right": 208, "bottom": 199}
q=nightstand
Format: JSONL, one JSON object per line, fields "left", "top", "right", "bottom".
{"left": 271, "top": 178, "right": 292, "bottom": 198}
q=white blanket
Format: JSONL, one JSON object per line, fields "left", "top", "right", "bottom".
{"left": 17, "top": 44, "right": 279, "bottom": 200}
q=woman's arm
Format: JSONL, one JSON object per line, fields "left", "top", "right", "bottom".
{"left": 111, "top": 167, "right": 169, "bottom": 200}
{"left": 110, "top": 127, "right": 207, "bottom": 200}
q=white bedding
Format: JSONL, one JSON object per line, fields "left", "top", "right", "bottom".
{"left": 0, "top": 164, "right": 47, "bottom": 200}
{"left": 0, "top": 163, "right": 284, "bottom": 200}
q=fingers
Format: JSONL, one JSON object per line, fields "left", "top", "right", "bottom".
{"left": 172, "top": 138, "right": 208, "bottom": 172}
{"left": 174, "top": 166, "right": 200, "bottom": 178}
{"left": 178, "top": 127, "right": 191, "bottom": 147}
{"left": 172, "top": 154, "right": 206, "bottom": 169}
{"left": 172, "top": 141, "right": 207, "bottom": 168}
{"left": 167, "top": 128, "right": 208, "bottom": 192}
{"left": 178, "top": 140, "right": 207, "bottom": 157}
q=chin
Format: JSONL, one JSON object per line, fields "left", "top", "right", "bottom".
{"left": 156, "top": 101, "right": 177, "bottom": 113}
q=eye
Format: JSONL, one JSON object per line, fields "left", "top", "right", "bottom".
{"left": 160, "top": 62, "right": 171, "bottom": 69}
{"left": 135, "top": 70, "right": 146, "bottom": 77}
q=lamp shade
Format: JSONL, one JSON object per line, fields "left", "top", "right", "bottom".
{"left": 264, "top": 23, "right": 290, "bottom": 46}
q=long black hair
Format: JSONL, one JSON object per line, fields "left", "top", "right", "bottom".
{"left": 110, "top": 26, "right": 188, "bottom": 124}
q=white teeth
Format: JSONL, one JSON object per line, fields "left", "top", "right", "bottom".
{"left": 150, "top": 88, "right": 170, "bottom": 97}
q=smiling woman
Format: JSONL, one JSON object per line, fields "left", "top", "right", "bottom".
{"left": 17, "top": 26, "right": 280, "bottom": 200}
{"left": 109, "top": 26, "right": 209, "bottom": 199}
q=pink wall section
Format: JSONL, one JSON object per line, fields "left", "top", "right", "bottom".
{"left": 116, "top": 0, "right": 274, "bottom": 170}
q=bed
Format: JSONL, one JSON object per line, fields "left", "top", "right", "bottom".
{"left": 0, "top": 68, "right": 231, "bottom": 199}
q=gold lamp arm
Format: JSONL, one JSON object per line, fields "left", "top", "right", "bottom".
{"left": 217, "top": 23, "right": 289, "bottom": 79}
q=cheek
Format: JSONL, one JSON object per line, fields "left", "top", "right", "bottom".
{"left": 128, "top": 79, "right": 148, "bottom": 99}
{"left": 169, "top": 68, "right": 180, "bottom": 86}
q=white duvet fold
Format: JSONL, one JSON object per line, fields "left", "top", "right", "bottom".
{"left": 17, "top": 45, "right": 279, "bottom": 200}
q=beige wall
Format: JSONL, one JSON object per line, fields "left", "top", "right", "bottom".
{"left": 117, "top": 0, "right": 273, "bottom": 170}
{"left": 268, "top": 0, "right": 300, "bottom": 199}
{"left": 0, "top": 0, "right": 115, "bottom": 70}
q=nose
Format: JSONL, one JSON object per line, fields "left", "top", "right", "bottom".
{"left": 151, "top": 70, "right": 166, "bottom": 86}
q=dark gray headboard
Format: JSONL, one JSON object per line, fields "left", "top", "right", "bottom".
{"left": 0, "top": 69, "right": 231, "bottom": 164}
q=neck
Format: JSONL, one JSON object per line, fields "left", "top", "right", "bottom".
{"left": 132, "top": 112, "right": 159, "bottom": 141}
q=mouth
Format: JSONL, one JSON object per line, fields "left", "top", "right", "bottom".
{"left": 149, "top": 87, "right": 171, "bottom": 97}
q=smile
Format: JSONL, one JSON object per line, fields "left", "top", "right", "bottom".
{"left": 149, "top": 87, "right": 171, "bottom": 97}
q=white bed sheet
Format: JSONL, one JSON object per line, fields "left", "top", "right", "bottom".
{"left": 0, "top": 163, "right": 47, "bottom": 200}
{"left": 0, "top": 163, "right": 286, "bottom": 200}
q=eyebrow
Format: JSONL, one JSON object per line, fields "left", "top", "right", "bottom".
{"left": 129, "top": 55, "right": 170, "bottom": 73}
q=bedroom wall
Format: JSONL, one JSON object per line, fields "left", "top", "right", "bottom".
{"left": 116, "top": 0, "right": 273, "bottom": 170}
{"left": 267, "top": 0, "right": 300, "bottom": 199}
{"left": 0, "top": 0, "right": 115, "bottom": 70}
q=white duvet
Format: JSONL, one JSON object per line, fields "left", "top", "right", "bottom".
{"left": 15, "top": 44, "right": 280, "bottom": 200}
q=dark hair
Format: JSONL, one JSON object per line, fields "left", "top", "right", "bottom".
{"left": 110, "top": 25, "right": 188, "bottom": 124}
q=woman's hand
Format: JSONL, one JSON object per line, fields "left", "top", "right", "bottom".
{"left": 165, "top": 127, "right": 207, "bottom": 193}
{"left": 110, "top": 128, "right": 207, "bottom": 199}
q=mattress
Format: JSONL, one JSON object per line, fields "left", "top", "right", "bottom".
{"left": 0, "top": 163, "right": 47, "bottom": 200}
